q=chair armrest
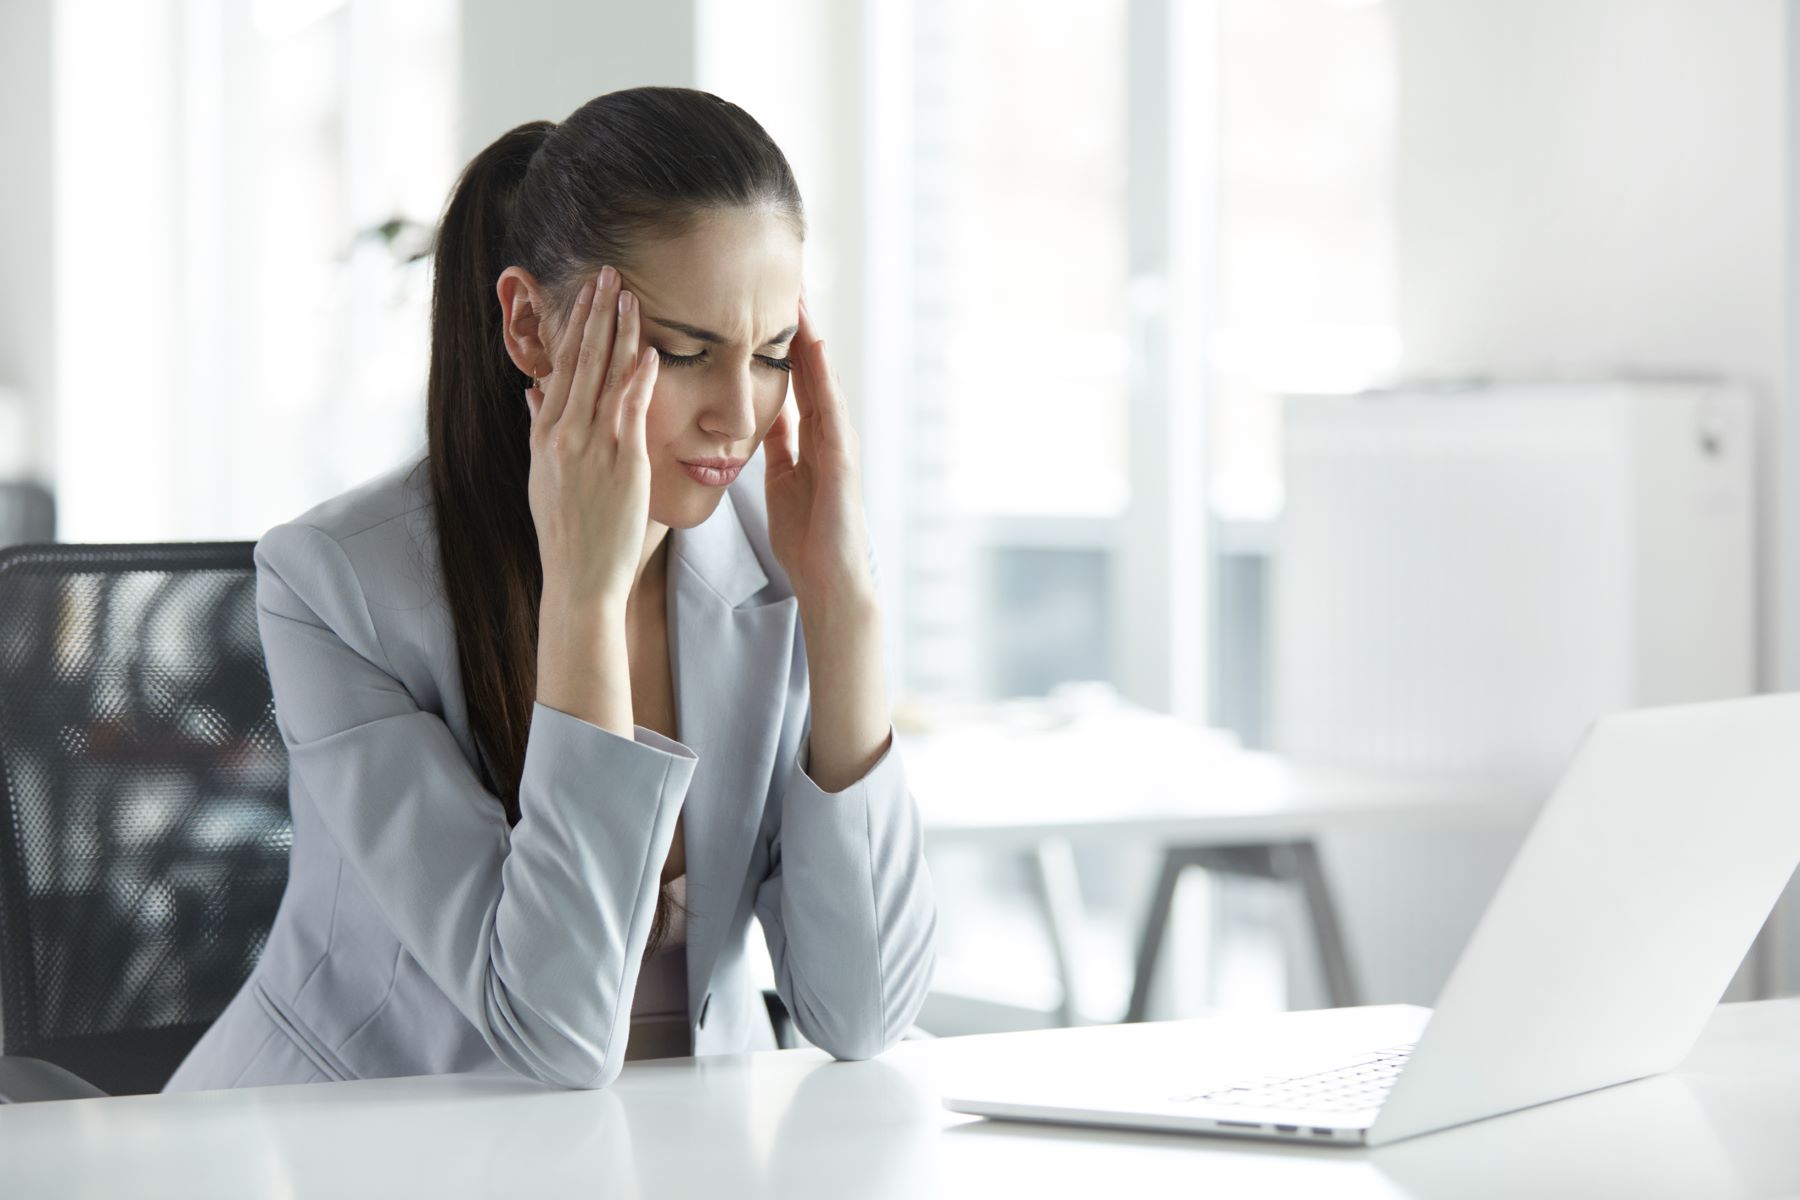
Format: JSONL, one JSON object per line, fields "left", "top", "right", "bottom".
{"left": 761, "top": 987, "right": 798, "bottom": 1049}
{"left": 0, "top": 1055, "right": 110, "bottom": 1103}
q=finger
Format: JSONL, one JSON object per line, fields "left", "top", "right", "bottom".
{"left": 764, "top": 397, "right": 797, "bottom": 474}
{"left": 565, "top": 265, "right": 621, "bottom": 433}
{"left": 797, "top": 292, "right": 824, "bottom": 346}
{"left": 525, "top": 386, "right": 543, "bottom": 425}
{"left": 792, "top": 328, "right": 839, "bottom": 463}
{"left": 795, "top": 295, "right": 821, "bottom": 353}
{"left": 800, "top": 335, "right": 853, "bottom": 468}
{"left": 814, "top": 338, "right": 852, "bottom": 453}
{"left": 601, "top": 288, "right": 642, "bottom": 441}
{"left": 617, "top": 345, "right": 658, "bottom": 458}
{"left": 790, "top": 304, "right": 819, "bottom": 429}
{"left": 535, "top": 279, "right": 594, "bottom": 431}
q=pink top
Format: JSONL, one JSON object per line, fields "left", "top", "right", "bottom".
{"left": 624, "top": 873, "right": 691, "bottom": 1061}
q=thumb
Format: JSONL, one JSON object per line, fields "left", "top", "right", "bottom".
{"left": 525, "top": 386, "right": 543, "bottom": 423}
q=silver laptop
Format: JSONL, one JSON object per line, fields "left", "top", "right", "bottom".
{"left": 941, "top": 692, "right": 1800, "bottom": 1146}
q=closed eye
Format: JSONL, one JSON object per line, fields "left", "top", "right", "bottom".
{"left": 655, "top": 348, "right": 792, "bottom": 374}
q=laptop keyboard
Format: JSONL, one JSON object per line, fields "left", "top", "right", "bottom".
{"left": 1172, "top": 1044, "right": 1416, "bottom": 1113}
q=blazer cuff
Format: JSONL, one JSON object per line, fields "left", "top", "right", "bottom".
{"left": 521, "top": 701, "right": 698, "bottom": 812}
{"left": 790, "top": 722, "right": 902, "bottom": 801}
{"left": 631, "top": 723, "right": 696, "bottom": 759}
{"left": 528, "top": 700, "right": 697, "bottom": 757}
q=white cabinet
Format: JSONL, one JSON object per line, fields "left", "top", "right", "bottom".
{"left": 1271, "top": 379, "right": 1755, "bottom": 782}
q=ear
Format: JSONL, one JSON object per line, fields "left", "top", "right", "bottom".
{"left": 496, "top": 266, "right": 555, "bottom": 379}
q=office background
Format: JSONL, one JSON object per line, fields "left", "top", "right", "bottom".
{"left": 0, "top": 0, "right": 1794, "bottom": 1040}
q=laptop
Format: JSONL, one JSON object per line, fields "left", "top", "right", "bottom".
{"left": 940, "top": 692, "right": 1800, "bottom": 1146}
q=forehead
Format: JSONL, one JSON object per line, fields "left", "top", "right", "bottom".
{"left": 625, "top": 209, "right": 803, "bottom": 344}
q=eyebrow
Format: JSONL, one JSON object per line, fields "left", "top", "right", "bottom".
{"left": 644, "top": 316, "right": 799, "bottom": 349}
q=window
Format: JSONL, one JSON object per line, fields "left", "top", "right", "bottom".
{"left": 52, "top": 0, "right": 456, "bottom": 541}
{"left": 898, "top": 0, "right": 1138, "bottom": 702}
{"left": 706, "top": 0, "right": 1396, "bottom": 719}
{"left": 1211, "top": 0, "right": 1398, "bottom": 522}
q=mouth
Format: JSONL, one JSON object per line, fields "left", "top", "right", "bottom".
{"left": 679, "top": 457, "right": 745, "bottom": 487}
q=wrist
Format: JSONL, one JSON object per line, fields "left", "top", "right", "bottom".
{"left": 796, "top": 587, "right": 880, "bottom": 633}
{"left": 534, "top": 598, "right": 634, "bottom": 737}
{"left": 540, "top": 587, "right": 628, "bottom": 629}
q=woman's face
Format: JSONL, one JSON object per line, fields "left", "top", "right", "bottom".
{"left": 531, "top": 209, "right": 803, "bottom": 532}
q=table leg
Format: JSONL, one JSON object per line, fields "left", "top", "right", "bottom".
{"left": 1027, "top": 837, "right": 1093, "bottom": 1026}
{"left": 1126, "top": 840, "right": 1359, "bottom": 1021}
{"left": 1274, "top": 840, "right": 1360, "bottom": 1008}
{"left": 1126, "top": 853, "right": 1187, "bottom": 1023}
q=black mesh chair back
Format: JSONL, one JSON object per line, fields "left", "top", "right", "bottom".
{"left": 0, "top": 542, "right": 291, "bottom": 1095}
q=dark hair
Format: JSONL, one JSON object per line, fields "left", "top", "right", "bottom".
{"left": 424, "top": 87, "right": 805, "bottom": 958}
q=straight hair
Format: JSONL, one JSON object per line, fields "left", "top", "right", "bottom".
{"left": 423, "top": 86, "right": 804, "bottom": 957}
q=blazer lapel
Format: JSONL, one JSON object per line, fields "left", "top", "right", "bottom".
{"left": 665, "top": 486, "right": 798, "bottom": 1014}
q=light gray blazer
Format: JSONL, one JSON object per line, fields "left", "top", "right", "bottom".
{"left": 162, "top": 446, "right": 936, "bottom": 1092}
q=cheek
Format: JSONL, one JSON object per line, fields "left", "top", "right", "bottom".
{"left": 757, "top": 379, "right": 790, "bottom": 427}
{"left": 643, "top": 378, "right": 687, "bottom": 447}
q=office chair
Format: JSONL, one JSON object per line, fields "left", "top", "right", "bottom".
{"left": 0, "top": 542, "right": 291, "bottom": 1102}
{"left": 0, "top": 541, "right": 924, "bottom": 1102}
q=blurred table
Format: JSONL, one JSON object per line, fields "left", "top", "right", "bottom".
{"left": 3, "top": 999, "right": 1794, "bottom": 1198}
{"left": 898, "top": 692, "right": 1539, "bottom": 1024}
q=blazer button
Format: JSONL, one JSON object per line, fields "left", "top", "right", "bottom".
{"left": 698, "top": 993, "right": 711, "bottom": 1029}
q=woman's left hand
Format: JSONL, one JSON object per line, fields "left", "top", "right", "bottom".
{"left": 765, "top": 297, "right": 875, "bottom": 611}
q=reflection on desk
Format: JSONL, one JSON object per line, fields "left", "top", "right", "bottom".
{"left": 0, "top": 1000, "right": 1794, "bottom": 1198}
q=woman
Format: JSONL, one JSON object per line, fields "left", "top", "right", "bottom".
{"left": 163, "top": 86, "right": 937, "bottom": 1092}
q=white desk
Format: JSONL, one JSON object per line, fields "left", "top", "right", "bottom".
{"left": 904, "top": 706, "right": 1538, "bottom": 1022}
{"left": 906, "top": 707, "right": 1536, "bottom": 849}
{"left": 2, "top": 999, "right": 1795, "bottom": 1198}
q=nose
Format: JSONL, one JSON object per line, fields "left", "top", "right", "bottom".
{"left": 703, "top": 366, "right": 759, "bottom": 442}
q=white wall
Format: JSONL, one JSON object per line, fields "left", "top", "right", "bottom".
{"left": 0, "top": 0, "right": 55, "bottom": 487}
{"left": 457, "top": 0, "right": 699, "bottom": 160}
{"left": 1394, "top": 0, "right": 1786, "bottom": 676}
{"left": 1390, "top": 0, "right": 1794, "bottom": 997}
{"left": 51, "top": 0, "right": 188, "bottom": 541}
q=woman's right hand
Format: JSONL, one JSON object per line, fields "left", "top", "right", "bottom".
{"left": 524, "top": 265, "right": 660, "bottom": 610}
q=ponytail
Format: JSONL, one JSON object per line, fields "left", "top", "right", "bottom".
{"left": 425, "top": 119, "right": 553, "bottom": 827}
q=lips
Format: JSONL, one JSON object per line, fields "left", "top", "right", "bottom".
{"left": 680, "top": 459, "right": 743, "bottom": 486}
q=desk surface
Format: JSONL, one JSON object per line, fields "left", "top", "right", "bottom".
{"left": 907, "top": 715, "right": 1541, "bottom": 846}
{"left": 3, "top": 999, "right": 1795, "bottom": 1199}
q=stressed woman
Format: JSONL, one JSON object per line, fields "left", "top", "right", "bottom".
{"left": 163, "top": 87, "right": 937, "bottom": 1092}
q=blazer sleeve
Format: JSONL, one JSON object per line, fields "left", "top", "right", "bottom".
{"left": 253, "top": 520, "right": 697, "bottom": 1091}
{"left": 751, "top": 545, "right": 938, "bottom": 1060}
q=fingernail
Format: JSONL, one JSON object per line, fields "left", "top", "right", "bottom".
{"left": 618, "top": 290, "right": 634, "bottom": 316}
{"left": 600, "top": 264, "right": 617, "bottom": 290}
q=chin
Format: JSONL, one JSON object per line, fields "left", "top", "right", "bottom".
{"left": 653, "top": 483, "right": 729, "bottom": 530}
